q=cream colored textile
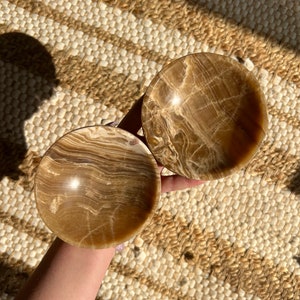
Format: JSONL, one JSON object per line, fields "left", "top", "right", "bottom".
{"left": 0, "top": 0, "right": 299, "bottom": 299}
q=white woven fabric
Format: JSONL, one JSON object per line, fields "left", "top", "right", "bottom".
{"left": 0, "top": 0, "right": 299, "bottom": 299}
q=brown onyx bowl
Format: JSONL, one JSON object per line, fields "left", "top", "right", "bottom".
{"left": 35, "top": 126, "right": 160, "bottom": 248}
{"left": 142, "top": 53, "right": 268, "bottom": 180}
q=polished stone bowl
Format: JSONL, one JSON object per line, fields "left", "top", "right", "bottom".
{"left": 35, "top": 126, "right": 160, "bottom": 248}
{"left": 142, "top": 53, "right": 268, "bottom": 180}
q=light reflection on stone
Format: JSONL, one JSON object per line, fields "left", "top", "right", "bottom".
{"left": 35, "top": 126, "right": 160, "bottom": 249}
{"left": 142, "top": 53, "right": 268, "bottom": 180}
{"left": 68, "top": 177, "right": 80, "bottom": 190}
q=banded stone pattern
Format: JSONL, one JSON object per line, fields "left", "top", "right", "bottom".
{"left": 35, "top": 126, "right": 160, "bottom": 248}
{"left": 1, "top": 0, "right": 300, "bottom": 299}
{"left": 142, "top": 53, "right": 268, "bottom": 180}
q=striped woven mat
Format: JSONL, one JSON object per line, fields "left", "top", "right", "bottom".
{"left": 1, "top": 0, "right": 299, "bottom": 299}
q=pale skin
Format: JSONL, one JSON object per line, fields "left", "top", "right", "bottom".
{"left": 16, "top": 98, "right": 204, "bottom": 299}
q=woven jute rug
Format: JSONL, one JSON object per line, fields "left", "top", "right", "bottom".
{"left": 0, "top": 0, "right": 299, "bottom": 299}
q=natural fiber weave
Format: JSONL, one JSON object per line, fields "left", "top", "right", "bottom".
{"left": 0, "top": 0, "right": 299, "bottom": 299}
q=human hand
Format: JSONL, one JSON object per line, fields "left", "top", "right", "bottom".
{"left": 16, "top": 97, "right": 203, "bottom": 300}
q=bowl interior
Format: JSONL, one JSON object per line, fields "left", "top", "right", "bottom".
{"left": 142, "top": 53, "right": 268, "bottom": 180}
{"left": 35, "top": 126, "right": 160, "bottom": 248}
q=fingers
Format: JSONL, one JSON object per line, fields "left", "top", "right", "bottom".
{"left": 161, "top": 175, "right": 204, "bottom": 193}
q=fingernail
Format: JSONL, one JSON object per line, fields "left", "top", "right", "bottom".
{"left": 106, "top": 121, "right": 119, "bottom": 127}
{"left": 116, "top": 244, "right": 125, "bottom": 252}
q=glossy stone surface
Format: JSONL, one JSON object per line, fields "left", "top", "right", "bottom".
{"left": 142, "top": 53, "right": 268, "bottom": 180}
{"left": 35, "top": 126, "right": 160, "bottom": 248}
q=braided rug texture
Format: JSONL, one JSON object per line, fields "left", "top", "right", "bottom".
{"left": 0, "top": 0, "right": 299, "bottom": 299}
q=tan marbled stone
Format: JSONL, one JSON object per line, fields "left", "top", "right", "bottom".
{"left": 142, "top": 53, "right": 268, "bottom": 180}
{"left": 35, "top": 126, "right": 160, "bottom": 248}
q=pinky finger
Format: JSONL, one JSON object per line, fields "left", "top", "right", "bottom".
{"left": 161, "top": 175, "right": 204, "bottom": 193}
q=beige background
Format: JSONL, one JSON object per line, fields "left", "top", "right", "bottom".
{"left": 0, "top": 0, "right": 299, "bottom": 299}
